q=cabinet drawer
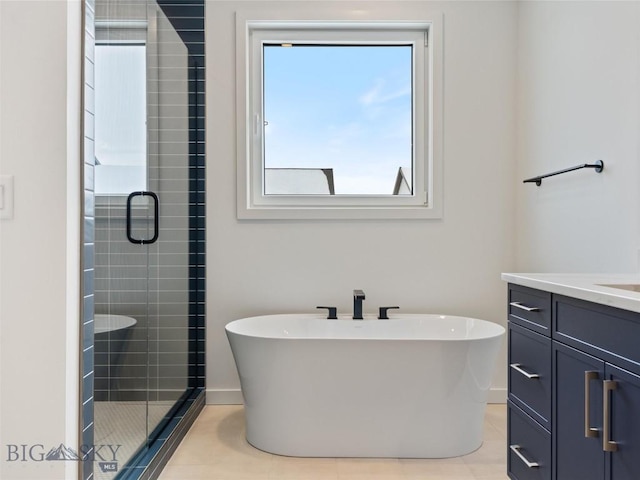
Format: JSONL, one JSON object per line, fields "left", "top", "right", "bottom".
{"left": 508, "top": 323, "right": 551, "bottom": 430}
{"left": 508, "top": 284, "right": 552, "bottom": 335}
{"left": 508, "top": 402, "right": 551, "bottom": 480}
{"left": 554, "top": 295, "right": 640, "bottom": 375}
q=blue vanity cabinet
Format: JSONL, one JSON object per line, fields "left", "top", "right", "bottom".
{"left": 508, "top": 284, "right": 552, "bottom": 336}
{"left": 508, "top": 283, "right": 640, "bottom": 480}
{"left": 605, "top": 364, "right": 640, "bottom": 480}
{"left": 509, "top": 322, "right": 552, "bottom": 430}
{"left": 553, "top": 343, "right": 640, "bottom": 480}
{"left": 507, "top": 284, "right": 552, "bottom": 480}
{"left": 507, "top": 285, "right": 640, "bottom": 480}
{"left": 552, "top": 342, "right": 604, "bottom": 480}
{"left": 553, "top": 294, "right": 640, "bottom": 480}
{"left": 508, "top": 403, "right": 551, "bottom": 480}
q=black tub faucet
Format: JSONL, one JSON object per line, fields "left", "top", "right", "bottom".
{"left": 353, "top": 289, "right": 366, "bottom": 320}
{"left": 378, "top": 306, "right": 400, "bottom": 320}
{"left": 317, "top": 306, "right": 338, "bottom": 320}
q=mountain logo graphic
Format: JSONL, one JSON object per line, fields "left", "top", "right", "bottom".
{"left": 45, "top": 444, "right": 80, "bottom": 461}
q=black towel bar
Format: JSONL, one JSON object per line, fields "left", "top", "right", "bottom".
{"left": 523, "top": 160, "right": 604, "bottom": 186}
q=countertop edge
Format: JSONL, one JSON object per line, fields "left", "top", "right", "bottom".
{"left": 502, "top": 273, "right": 640, "bottom": 314}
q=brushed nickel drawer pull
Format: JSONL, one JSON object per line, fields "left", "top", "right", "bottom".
{"left": 510, "top": 363, "right": 540, "bottom": 379}
{"left": 584, "top": 371, "right": 599, "bottom": 438}
{"left": 603, "top": 380, "right": 618, "bottom": 452}
{"left": 510, "top": 302, "right": 541, "bottom": 312}
{"left": 510, "top": 445, "right": 540, "bottom": 468}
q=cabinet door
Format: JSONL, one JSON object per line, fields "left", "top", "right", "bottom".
{"left": 553, "top": 342, "right": 604, "bottom": 480}
{"left": 605, "top": 364, "right": 640, "bottom": 480}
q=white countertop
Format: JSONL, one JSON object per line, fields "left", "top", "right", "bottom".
{"left": 502, "top": 273, "right": 640, "bottom": 314}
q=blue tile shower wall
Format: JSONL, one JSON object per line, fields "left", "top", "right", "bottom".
{"left": 82, "top": 1, "right": 96, "bottom": 480}
{"left": 156, "top": 0, "right": 206, "bottom": 394}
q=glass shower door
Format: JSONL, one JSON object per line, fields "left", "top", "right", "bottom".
{"left": 92, "top": 0, "right": 191, "bottom": 475}
{"left": 93, "top": 1, "right": 150, "bottom": 473}
{"left": 144, "top": 0, "right": 191, "bottom": 436}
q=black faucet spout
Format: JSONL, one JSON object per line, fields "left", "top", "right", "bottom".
{"left": 353, "top": 289, "right": 365, "bottom": 320}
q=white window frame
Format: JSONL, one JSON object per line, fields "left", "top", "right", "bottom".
{"left": 236, "top": 11, "right": 443, "bottom": 220}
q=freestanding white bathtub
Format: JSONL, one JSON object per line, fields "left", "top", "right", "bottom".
{"left": 226, "top": 313, "right": 505, "bottom": 458}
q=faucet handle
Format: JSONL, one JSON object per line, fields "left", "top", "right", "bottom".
{"left": 378, "top": 306, "right": 400, "bottom": 320}
{"left": 317, "top": 306, "right": 338, "bottom": 320}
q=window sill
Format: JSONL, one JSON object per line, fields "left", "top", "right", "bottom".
{"left": 237, "top": 204, "right": 443, "bottom": 220}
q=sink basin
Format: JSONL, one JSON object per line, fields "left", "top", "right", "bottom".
{"left": 598, "top": 284, "right": 640, "bottom": 293}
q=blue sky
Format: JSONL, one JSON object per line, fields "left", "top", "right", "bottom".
{"left": 263, "top": 45, "right": 413, "bottom": 195}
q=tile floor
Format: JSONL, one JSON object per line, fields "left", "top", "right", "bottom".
{"left": 94, "top": 401, "right": 174, "bottom": 480}
{"left": 158, "top": 404, "right": 508, "bottom": 480}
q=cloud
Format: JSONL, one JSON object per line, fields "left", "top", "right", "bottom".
{"left": 359, "top": 78, "right": 411, "bottom": 107}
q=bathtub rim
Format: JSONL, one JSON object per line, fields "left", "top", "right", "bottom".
{"left": 225, "top": 313, "right": 505, "bottom": 342}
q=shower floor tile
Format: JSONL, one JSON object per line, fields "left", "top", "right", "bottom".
{"left": 93, "top": 400, "right": 174, "bottom": 480}
{"left": 158, "top": 404, "right": 508, "bottom": 480}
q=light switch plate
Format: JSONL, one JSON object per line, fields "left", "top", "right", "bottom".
{"left": 0, "top": 175, "right": 14, "bottom": 220}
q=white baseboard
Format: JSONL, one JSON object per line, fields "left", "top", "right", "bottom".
{"left": 487, "top": 387, "right": 507, "bottom": 404}
{"left": 206, "top": 388, "right": 244, "bottom": 405}
{"left": 207, "top": 387, "right": 507, "bottom": 405}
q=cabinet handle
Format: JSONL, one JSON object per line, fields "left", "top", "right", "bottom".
{"left": 510, "top": 363, "right": 540, "bottom": 379}
{"left": 509, "top": 302, "right": 541, "bottom": 312}
{"left": 603, "top": 380, "right": 618, "bottom": 452}
{"left": 584, "top": 371, "right": 599, "bottom": 438}
{"left": 509, "top": 445, "right": 540, "bottom": 468}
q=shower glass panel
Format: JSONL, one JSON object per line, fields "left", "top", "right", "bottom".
{"left": 93, "top": 0, "right": 190, "bottom": 475}
{"left": 145, "top": 0, "right": 191, "bottom": 430}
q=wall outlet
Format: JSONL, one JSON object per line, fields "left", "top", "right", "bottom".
{"left": 0, "top": 175, "right": 14, "bottom": 220}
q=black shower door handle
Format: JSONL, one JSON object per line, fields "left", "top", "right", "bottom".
{"left": 126, "top": 191, "right": 159, "bottom": 245}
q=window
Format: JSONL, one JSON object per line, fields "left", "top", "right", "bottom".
{"left": 236, "top": 14, "right": 443, "bottom": 219}
{"left": 264, "top": 42, "right": 413, "bottom": 196}
{"left": 94, "top": 43, "right": 147, "bottom": 196}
